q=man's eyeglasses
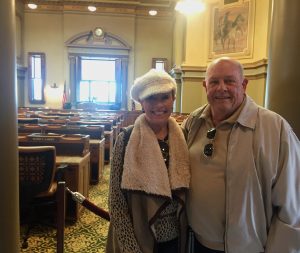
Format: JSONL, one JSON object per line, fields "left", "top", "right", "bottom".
{"left": 203, "top": 128, "right": 216, "bottom": 157}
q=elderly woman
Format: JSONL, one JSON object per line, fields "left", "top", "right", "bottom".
{"left": 106, "top": 69, "right": 190, "bottom": 253}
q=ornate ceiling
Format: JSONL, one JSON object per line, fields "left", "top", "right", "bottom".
{"left": 23, "top": 0, "right": 178, "bottom": 16}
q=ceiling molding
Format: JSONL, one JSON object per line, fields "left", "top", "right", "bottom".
{"left": 65, "top": 29, "right": 131, "bottom": 51}
{"left": 23, "top": 0, "right": 176, "bottom": 16}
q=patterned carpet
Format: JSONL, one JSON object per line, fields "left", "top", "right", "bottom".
{"left": 20, "top": 166, "right": 110, "bottom": 253}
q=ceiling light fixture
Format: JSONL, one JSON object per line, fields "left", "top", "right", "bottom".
{"left": 175, "top": 0, "right": 205, "bottom": 15}
{"left": 88, "top": 5, "right": 97, "bottom": 12}
{"left": 149, "top": 10, "right": 158, "bottom": 16}
{"left": 28, "top": 3, "right": 38, "bottom": 9}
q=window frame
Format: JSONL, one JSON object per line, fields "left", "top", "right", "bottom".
{"left": 152, "top": 58, "right": 168, "bottom": 71}
{"left": 28, "top": 52, "right": 46, "bottom": 104}
{"left": 77, "top": 56, "right": 118, "bottom": 105}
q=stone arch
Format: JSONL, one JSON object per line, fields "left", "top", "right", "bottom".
{"left": 65, "top": 29, "right": 131, "bottom": 51}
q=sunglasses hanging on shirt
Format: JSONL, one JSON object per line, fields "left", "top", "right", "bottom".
{"left": 203, "top": 128, "right": 216, "bottom": 157}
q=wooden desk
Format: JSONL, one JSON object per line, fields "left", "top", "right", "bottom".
{"left": 56, "top": 153, "right": 90, "bottom": 222}
{"left": 19, "top": 133, "right": 90, "bottom": 157}
{"left": 89, "top": 138, "right": 105, "bottom": 184}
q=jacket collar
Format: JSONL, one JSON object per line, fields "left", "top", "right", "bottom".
{"left": 121, "top": 114, "right": 190, "bottom": 198}
{"left": 236, "top": 95, "right": 259, "bottom": 130}
{"left": 190, "top": 95, "right": 258, "bottom": 130}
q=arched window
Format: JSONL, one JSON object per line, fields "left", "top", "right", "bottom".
{"left": 66, "top": 28, "right": 130, "bottom": 110}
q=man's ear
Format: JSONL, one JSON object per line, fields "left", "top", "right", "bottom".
{"left": 203, "top": 81, "right": 207, "bottom": 90}
{"left": 242, "top": 78, "right": 248, "bottom": 90}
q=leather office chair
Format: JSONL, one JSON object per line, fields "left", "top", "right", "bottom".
{"left": 19, "top": 146, "right": 66, "bottom": 250}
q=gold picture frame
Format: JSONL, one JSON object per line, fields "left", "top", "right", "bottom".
{"left": 209, "top": 0, "right": 255, "bottom": 59}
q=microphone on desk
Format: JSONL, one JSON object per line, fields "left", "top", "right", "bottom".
{"left": 66, "top": 187, "right": 110, "bottom": 221}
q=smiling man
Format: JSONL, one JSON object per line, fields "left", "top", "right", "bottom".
{"left": 204, "top": 58, "right": 248, "bottom": 126}
{"left": 182, "top": 57, "right": 300, "bottom": 253}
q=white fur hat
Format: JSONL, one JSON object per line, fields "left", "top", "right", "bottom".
{"left": 131, "top": 69, "right": 177, "bottom": 103}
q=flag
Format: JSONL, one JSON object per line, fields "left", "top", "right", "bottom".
{"left": 62, "top": 82, "right": 67, "bottom": 106}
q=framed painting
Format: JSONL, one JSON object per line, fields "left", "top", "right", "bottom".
{"left": 209, "top": 0, "right": 255, "bottom": 59}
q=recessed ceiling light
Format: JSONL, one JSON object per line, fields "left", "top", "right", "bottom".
{"left": 88, "top": 6, "right": 97, "bottom": 12}
{"left": 28, "top": 3, "right": 38, "bottom": 9}
{"left": 149, "top": 10, "right": 158, "bottom": 16}
{"left": 175, "top": 0, "right": 205, "bottom": 15}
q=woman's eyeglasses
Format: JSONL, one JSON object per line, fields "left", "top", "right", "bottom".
{"left": 203, "top": 128, "right": 216, "bottom": 157}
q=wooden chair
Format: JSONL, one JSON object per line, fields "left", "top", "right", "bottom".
{"left": 19, "top": 146, "right": 66, "bottom": 252}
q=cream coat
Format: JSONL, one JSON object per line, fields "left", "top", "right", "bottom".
{"left": 106, "top": 115, "right": 190, "bottom": 253}
{"left": 182, "top": 95, "right": 300, "bottom": 253}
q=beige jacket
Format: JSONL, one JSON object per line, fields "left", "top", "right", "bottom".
{"left": 106, "top": 115, "right": 190, "bottom": 253}
{"left": 182, "top": 95, "right": 300, "bottom": 253}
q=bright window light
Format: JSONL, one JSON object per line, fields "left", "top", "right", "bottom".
{"left": 175, "top": 0, "right": 205, "bottom": 15}
{"left": 80, "top": 59, "right": 116, "bottom": 103}
{"left": 33, "top": 79, "right": 42, "bottom": 100}
{"left": 81, "top": 59, "right": 115, "bottom": 81}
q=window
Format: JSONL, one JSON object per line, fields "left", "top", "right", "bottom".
{"left": 70, "top": 54, "right": 128, "bottom": 110}
{"left": 28, "top": 52, "right": 45, "bottom": 104}
{"left": 152, "top": 58, "right": 168, "bottom": 71}
{"left": 67, "top": 30, "right": 130, "bottom": 109}
{"left": 79, "top": 58, "right": 116, "bottom": 104}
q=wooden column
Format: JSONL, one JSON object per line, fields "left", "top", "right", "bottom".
{"left": 266, "top": 0, "right": 300, "bottom": 138}
{"left": 0, "top": 0, "right": 20, "bottom": 252}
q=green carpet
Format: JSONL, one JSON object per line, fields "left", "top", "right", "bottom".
{"left": 20, "top": 166, "right": 110, "bottom": 253}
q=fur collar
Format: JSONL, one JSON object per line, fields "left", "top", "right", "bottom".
{"left": 121, "top": 114, "right": 190, "bottom": 198}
